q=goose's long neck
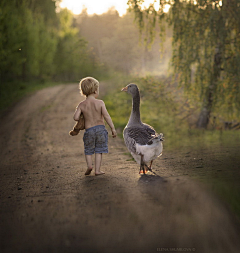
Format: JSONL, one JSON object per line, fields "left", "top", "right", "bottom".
{"left": 128, "top": 90, "right": 142, "bottom": 126}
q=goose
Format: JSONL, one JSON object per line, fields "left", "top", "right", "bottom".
{"left": 121, "top": 83, "right": 163, "bottom": 174}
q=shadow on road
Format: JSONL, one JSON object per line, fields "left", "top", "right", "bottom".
{"left": 138, "top": 174, "right": 166, "bottom": 184}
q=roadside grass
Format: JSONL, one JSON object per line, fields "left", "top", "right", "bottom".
{"left": 204, "top": 177, "right": 240, "bottom": 221}
{"left": 0, "top": 80, "right": 62, "bottom": 113}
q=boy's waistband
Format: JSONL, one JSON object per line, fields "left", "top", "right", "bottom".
{"left": 85, "top": 125, "right": 105, "bottom": 132}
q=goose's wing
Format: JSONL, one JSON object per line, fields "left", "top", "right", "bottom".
{"left": 142, "top": 123, "right": 157, "bottom": 136}
{"left": 123, "top": 125, "right": 156, "bottom": 153}
{"left": 123, "top": 128, "right": 137, "bottom": 153}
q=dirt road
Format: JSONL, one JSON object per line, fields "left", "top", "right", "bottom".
{"left": 0, "top": 84, "right": 240, "bottom": 253}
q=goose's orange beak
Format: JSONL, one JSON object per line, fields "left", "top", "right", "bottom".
{"left": 121, "top": 86, "right": 128, "bottom": 92}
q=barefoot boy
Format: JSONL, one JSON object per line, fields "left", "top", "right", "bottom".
{"left": 73, "top": 77, "right": 117, "bottom": 176}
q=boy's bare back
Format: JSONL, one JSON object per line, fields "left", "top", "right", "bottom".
{"left": 79, "top": 98, "right": 105, "bottom": 129}
{"left": 74, "top": 96, "right": 116, "bottom": 137}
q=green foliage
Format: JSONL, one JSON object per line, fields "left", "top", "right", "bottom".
{"left": 0, "top": 1, "right": 106, "bottom": 83}
{"left": 54, "top": 9, "right": 88, "bottom": 81}
{"left": 0, "top": 0, "right": 109, "bottom": 112}
{"left": 0, "top": 1, "right": 25, "bottom": 78}
{"left": 128, "top": 0, "right": 240, "bottom": 127}
{"left": 0, "top": 0, "right": 59, "bottom": 81}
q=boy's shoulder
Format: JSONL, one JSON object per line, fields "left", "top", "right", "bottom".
{"left": 79, "top": 99, "right": 104, "bottom": 105}
{"left": 78, "top": 100, "right": 85, "bottom": 107}
{"left": 95, "top": 99, "right": 105, "bottom": 105}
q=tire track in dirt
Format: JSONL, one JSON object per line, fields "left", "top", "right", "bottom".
{"left": 0, "top": 84, "right": 240, "bottom": 253}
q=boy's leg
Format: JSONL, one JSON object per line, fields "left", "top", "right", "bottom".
{"left": 85, "top": 155, "right": 93, "bottom": 175}
{"left": 95, "top": 153, "right": 105, "bottom": 175}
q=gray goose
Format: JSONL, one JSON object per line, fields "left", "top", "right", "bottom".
{"left": 121, "top": 83, "right": 163, "bottom": 174}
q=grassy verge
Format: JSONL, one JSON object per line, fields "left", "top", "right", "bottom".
{"left": 205, "top": 177, "right": 240, "bottom": 220}
{"left": 0, "top": 80, "right": 62, "bottom": 113}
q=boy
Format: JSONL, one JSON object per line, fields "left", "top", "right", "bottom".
{"left": 73, "top": 77, "right": 117, "bottom": 176}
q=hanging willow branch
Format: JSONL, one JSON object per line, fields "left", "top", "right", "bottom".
{"left": 128, "top": 0, "right": 240, "bottom": 127}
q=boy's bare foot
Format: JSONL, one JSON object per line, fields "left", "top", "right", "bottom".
{"left": 95, "top": 171, "right": 105, "bottom": 176}
{"left": 85, "top": 168, "right": 92, "bottom": 175}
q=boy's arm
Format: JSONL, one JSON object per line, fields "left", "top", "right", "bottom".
{"left": 73, "top": 103, "right": 82, "bottom": 121}
{"left": 101, "top": 101, "right": 117, "bottom": 138}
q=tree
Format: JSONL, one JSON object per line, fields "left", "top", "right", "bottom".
{"left": 101, "top": 13, "right": 144, "bottom": 73}
{"left": 76, "top": 8, "right": 120, "bottom": 63}
{"left": 128, "top": 0, "right": 240, "bottom": 128}
{"left": 54, "top": 8, "right": 102, "bottom": 81}
{"left": 0, "top": 0, "right": 101, "bottom": 83}
{"left": 76, "top": 10, "right": 171, "bottom": 75}
{"left": 0, "top": 0, "right": 59, "bottom": 81}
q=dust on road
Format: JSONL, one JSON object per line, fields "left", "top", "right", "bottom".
{"left": 0, "top": 84, "right": 240, "bottom": 253}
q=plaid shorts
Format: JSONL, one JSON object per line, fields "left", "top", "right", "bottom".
{"left": 83, "top": 125, "right": 108, "bottom": 155}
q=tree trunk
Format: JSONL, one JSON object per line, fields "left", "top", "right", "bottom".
{"left": 196, "top": 46, "right": 222, "bottom": 129}
{"left": 196, "top": 106, "right": 210, "bottom": 129}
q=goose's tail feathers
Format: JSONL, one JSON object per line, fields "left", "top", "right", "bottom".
{"left": 147, "top": 133, "right": 164, "bottom": 145}
{"left": 158, "top": 133, "right": 164, "bottom": 141}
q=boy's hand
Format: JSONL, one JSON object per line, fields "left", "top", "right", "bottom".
{"left": 112, "top": 129, "right": 117, "bottom": 138}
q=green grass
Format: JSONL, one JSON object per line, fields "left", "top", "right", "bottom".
{"left": 192, "top": 168, "right": 240, "bottom": 221}
{"left": 210, "top": 180, "right": 240, "bottom": 219}
{"left": 0, "top": 80, "right": 61, "bottom": 113}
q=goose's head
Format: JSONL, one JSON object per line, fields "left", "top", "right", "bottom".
{"left": 121, "top": 83, "right": 139, "bottom": 96}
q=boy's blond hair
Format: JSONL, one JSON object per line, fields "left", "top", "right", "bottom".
{"left": 79, "top": 77, "right": 99, "bottom": 97}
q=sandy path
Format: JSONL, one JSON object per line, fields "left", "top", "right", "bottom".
{"left": 0, "top": 84, "right": 240, "bottom": 253}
